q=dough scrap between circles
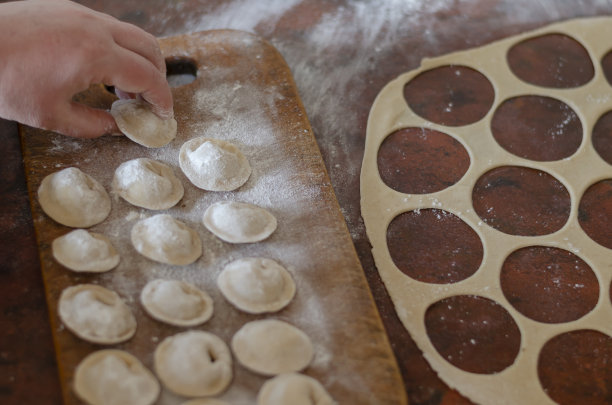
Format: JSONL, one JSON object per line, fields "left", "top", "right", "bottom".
{"left": 217, "top": 258, "right": 295, "bottom": 314}
{"left": 111, "top": 98, "right": 177, "bottom": 148}
{"left": 113, "top": 158, "right": 184, "bottom": 210}
{"left": 179, "top": 137, "right": 251, "bottom": 191}
{"left": 231, "top": 319, "right": 313, "bottom": 376}
{"left": 74, "top": 349, "right": 160, "bottom": 405}
{"left": 131, "top": 214, "right": 202, "bottom": 265}
{"left": 154, "top": 330, "right": 233, "bottom": 397}
{"left": 257, "top": 373, "right": 336, "bottom": 405}
{"left": 203, "top": 201, "right": 277, "bottom": 243}
{"left": 58, "top": 284, "right": 136, "bottom": 344}
{"left": 37, "top": 167, "right": 111, "bottom": 228}
{"left": 140, "top": 279, "right": 213, "bottom": 327}
{"left": 52, "top": 229, "right": 119, "bottom": 272}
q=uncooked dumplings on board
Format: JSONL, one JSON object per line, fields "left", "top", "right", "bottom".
{"left": 38, "top": 167, "right": 111, "bottom": 228}
{"left": 131, "top": 214, "right": 202, "bottom": 265}
{"left": 179, "top": 137, "right": 251, "bottom": 191}
{"left": 112, "top": 158, "right": 184, "bottom": 210}
{"left": 111, "top": 99, "right": 177, "bottom": 148}
{"left": 74, "top": 350, "right": 160, "bottom": 405}
{"left": 257, "top": 373, "right": 336, "bottom": 405}
{"left": 203, "top": 201, "right": 277, "bottom": 243}
{"left": 140, "top": 279, "right": 213, "bottom": 327}
{"left": 52, "top": 229, "right": 119, "bottom": 272}
{"left": 217, "top": 257, "right": 295, "bottom": 314}
{"left": 58, "top": 284, "right": 136, "bottom": 344}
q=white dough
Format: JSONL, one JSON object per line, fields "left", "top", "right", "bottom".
{"left": 203, "top": 201, "right": 277, "bottom": 243}
{"left": 113, "top": 158, "right": 184, "bottom": 210}
{"left": 231, "top": 319, "right": 313, "bottom": 376}
{"left": 182, "top": 399, "right": 231, "bottom": 405}
{"left": 154, "top": 330, "right": 233, "bottom": 397}
{"left": 37, "top": 167, "right": 111, "bottom": 228}
{"left": 131, "top": 214, "right": 202, "bottom": 265}
{"left": 58, "top": 284, "right": 136, "bottom": 344}
{"left": 140, "top": 279, "right": 213, "bottom": 327}
{"left": 179, "top": 137, "right": 251, "bottom": 191}
{"left": 52, "top": 229, "right": 119, "bottom": 272}
{"left": 257, "top": 373, "right": 336, "bottom": 405}
{"left": 111, "top": 98, "right": 177, "bottom": 148}
{"left": 217, "top": 258, "right": 295, "bottom": 314}
{"left": 74, "top": 349, "right": 160, "bottom": 405}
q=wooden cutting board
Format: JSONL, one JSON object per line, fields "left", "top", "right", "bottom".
{"left": 19, "top": 30, "right": 407, "bottom": 405}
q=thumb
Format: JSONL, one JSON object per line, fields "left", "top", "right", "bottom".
{"left": 52, "top": 102, "right": 119, "bottom": 138}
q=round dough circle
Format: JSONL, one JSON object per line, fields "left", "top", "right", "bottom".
{"left": 131, "top": 214, "right": 202, "bottom": 265}
{"left": 217, "top": 258, "right": 295, "bottom": 314}
{"left": 52, "top": 229, "right": 119, "bottom": 272}
{"left": 179, "top": 137, "right": 251, "bottom": 191}
{"left": 74, "top": 349, "right": 160, "bottom": 405}
{"left": 182, "top": 399, "right": 231, "bottom": 405}
{"left": 257, "top": 373, "right": 335, "bottom": 405}
{"left": 154, "top": 330, "right": 233, "bottom": 397}
{"left": 203, "top": 201, "right": 277, "bottom": 243}
{"left": 113, "top": 158, "right": 184, "bottom": 210}
{"left": 140, "top": 279, "right": 213, "bottom": 327}
{"left": 37, "top": 167, "right": 111, "bottom": 228}
{"left": 231, "top": 319, "right": 313, "bottom": 376}
{"left": 111, "top": 99, "right": 177, "bottom": 148}
{"left": 58, "top": 284, "right": 136, "bottom": 344}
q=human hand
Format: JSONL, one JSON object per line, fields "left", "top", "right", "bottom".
{"left": 0, "top": 0, "right": 173, "bottom": 138}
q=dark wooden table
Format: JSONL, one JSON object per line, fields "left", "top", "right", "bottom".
{"left": 3, "top": 1, "right": 612, "bottom": 404}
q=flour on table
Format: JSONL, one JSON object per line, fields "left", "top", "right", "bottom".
{"left": 38, "top": 167, "right": 111, "bottom": 228}
{"left": 202, "top": 201, "right": 277, "bottom": 243}
{"left": 140, "top": 279, "right": 213, "bottom": 327}
{"left": 179, "top": 137, "right": 251, "bottom": 191}
{"left": 112, "top": 158, "right": 184, "bottom": 210}
{"left": 52, "top": 229, "right": 119, "bottom": 273}
{"left": 154, "top": 330, "right": 233, "bottom": 397}
{"left": 74, "top": 349, "right": 160, "bottom": 405}
{"left": 111, "top": 99, "right": 177, "bottom": 148}
{"left": 231, "top": 319, "right": 313, "bottom": 376}
{"left": 131, "top": 214, "right": 202, "bottom": 265}
{"left": 58, "top": 284, "right": 136, "bottom": 344}
{"left": 217, "top": 257, "right": 295, "bottom": 314}
{"left": 257, "top": 373, "right": 335, "bottom": 405}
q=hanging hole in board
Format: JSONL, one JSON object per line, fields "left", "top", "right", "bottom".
{"left": 166, "top": 57, "right": 198, "bottom": 87}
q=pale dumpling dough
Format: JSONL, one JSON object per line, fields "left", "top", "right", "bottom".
{"left": 38, "top": 167, "right": 111, "bottom": 228}
{"left": 231, "top": 319, "right": 313, "bottom": 376}
{"left": 113, "top": 158, "right": 184, "bottom": 210}
{"left": 182, "top": 399, "right": 231, "bottom": 405}
{"left": 140, "top": 279, "right": 213, "bottom": 327}
{"left": 154, "top": 330, "right": 233, "bottom": 397}
{"left": 131, "top": 214, "right": 202, "bottom": 265}
{"left": 58, "top": 284, "right": 136, "bottom": 344}
{"left": 74, "top": 350, "right": 160, "bottom": 405}
{"left": 52, "top": 229, "right": 119, "bottom": 272}
{"left": 179, "top": 137, "right": 251, "bottom": 191}
{"left": 257, "top": 373, "right": 336, "bottom": 405}
{"left": 203, "top": 201, "right": 277, "bottom": 243}
{"left": 218, "top": 258, "right": 295, "bottom": 314}
{"left": 111, "top": 98, "right": 177, "bottom": 148}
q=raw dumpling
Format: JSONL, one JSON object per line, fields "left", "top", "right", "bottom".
{"left": 231, "top": 319, "right": 313, "bottom": 376}
{"left": 131, "top": 214, "right": 202, "bottom": 265}
{"left": 58, "top": 284, "right": 136, "bottom": 344}
{"left": 37, "top": 167, "right": 111, "bottom": 228}
{"left": 52, "top": 229, "right": 119, "bottom": 272}
{"left": 140, "top": 279, "right": 213, "bottom": 327}
{"left": 217, "top": 258, "right": 295, "bottom": 314}
{"left": 74, "top": 349, "right": 160, "bottom": 405}
{"left": 179, "top": 137, "right": 251, "bottom": 191}
{"left": 182, "top": 399, "right": 231, "bottom": 405}
{"left": 113, "top": 158, "right": 183, "bottom": 210}
{"left": 111, "top": 98, "right": 177, "bottom": 148}
{"left": 203, "top": 201, "right": 277, "bottom": 243}
{"left": 154, "top": 330, "right": 233, "bottom": 397}
{"left": 257, "top": 373, "right": 335, "bottom": 405}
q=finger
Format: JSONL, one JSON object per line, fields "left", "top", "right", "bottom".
{"left": 104, "top": 46, "right": 173, "bottom": 119}
{"left": 115, "top": 88, "right": 136, "bottom": 100}
{"left": 51, "top": 102, "right": 119, "bottom": 138}
{"left": 111, "top": 21, "right": 166, "bottom": 76}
